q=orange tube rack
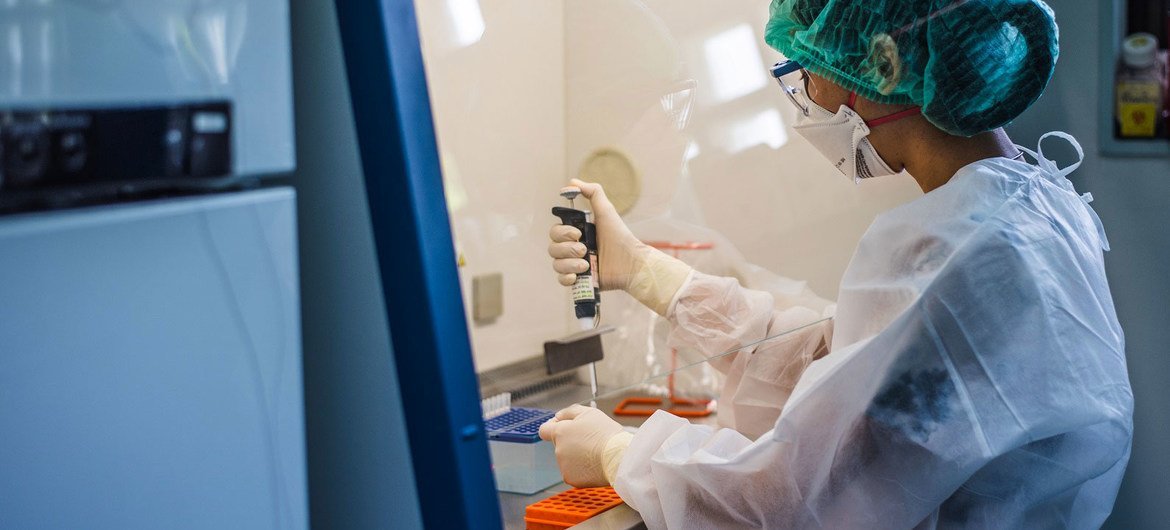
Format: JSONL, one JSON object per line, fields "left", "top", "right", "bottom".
{"left": 524, "top": 487, "right": 625, "bottom": 529}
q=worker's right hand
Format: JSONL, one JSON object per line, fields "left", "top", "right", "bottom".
{"left": 549, "top": 179, "right": 648, "bottom": 292}
{"left": 547, "top": 179, "right": 693, "bottom": 316}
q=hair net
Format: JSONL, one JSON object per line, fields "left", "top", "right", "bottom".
{"left": 764, "top": 0, "right": 1059, "bottom": 137}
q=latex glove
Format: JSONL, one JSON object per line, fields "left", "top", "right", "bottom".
{"left": 548, "top": 179, "right": 693, "bottom": 315}
{"left": 538, "top": 404, "right": 633, "bottom": 487}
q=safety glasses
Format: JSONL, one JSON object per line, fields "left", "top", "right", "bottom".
{"left": 770, "top": 60, "right": 810, "bottom": 116}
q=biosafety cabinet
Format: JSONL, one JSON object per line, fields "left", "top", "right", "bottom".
{"left": 0, "top": 2, "right": 305, "bottom": 529}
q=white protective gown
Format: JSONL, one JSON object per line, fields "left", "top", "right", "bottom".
{"left": 612, "top": 134, "right": 1134, "bottom": 529}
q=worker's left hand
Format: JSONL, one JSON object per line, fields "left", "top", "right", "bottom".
{"left": 539, "top": 404, "right": 626, "bottom": 487}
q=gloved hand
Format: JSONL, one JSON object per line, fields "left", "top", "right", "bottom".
{"left": 548, "top": 179, "right": 693, "bottom": 315}
{"left": 538, "top": 404, "right": 634, "bottom": 488}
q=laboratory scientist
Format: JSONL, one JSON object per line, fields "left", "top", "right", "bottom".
{"left": 539, "top": 0, "right": 1134, "bottom": 528}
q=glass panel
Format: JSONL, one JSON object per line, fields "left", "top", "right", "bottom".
{"left": 583, "top": 316, "right": 832, "bottom": 411}
{"left": 413, "top": 0, "right": 922, "bottom": 520}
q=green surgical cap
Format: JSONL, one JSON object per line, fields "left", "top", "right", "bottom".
{"left": 764, "top": 0, "right": 1059, "bottom": 137}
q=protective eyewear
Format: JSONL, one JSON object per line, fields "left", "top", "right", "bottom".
{"left": 770, "top": 60, "right": 810, "bottom": 116}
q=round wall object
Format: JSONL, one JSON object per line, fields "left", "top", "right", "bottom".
{"left": 576, "top": 148, "right": 641, "bottom": 216}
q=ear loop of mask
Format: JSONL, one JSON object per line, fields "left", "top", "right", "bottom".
{"left": 847, "top": 92, "right": 921, "bottom": 128}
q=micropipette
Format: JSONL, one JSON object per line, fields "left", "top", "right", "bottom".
{"left": 552, "top": 186, "right": 601, "bottom": 406}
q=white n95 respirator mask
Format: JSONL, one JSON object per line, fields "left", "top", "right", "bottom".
{"left": 791, "top": 94, "right": 918, "bottom": 183}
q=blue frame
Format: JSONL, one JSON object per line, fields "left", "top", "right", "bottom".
{"left": 332, "top": 1, "right": 501, "bottom": 528}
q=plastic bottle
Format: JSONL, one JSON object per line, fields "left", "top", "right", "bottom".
{"left": 1116, "top": 32, "right": 1166, "bottom": 138}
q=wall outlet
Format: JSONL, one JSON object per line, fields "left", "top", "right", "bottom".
{"left": 472, "top": 273, "right": 504, "bottom": 324}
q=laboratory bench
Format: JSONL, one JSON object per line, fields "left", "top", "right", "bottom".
{"left": 490, "top": 374, "right": 719, "bottom": 530}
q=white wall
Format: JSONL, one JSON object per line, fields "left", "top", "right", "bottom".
{"left": 416, "top": 0, "right": 570, "bottom": 372}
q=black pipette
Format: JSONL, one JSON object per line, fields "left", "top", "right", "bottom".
{"left": 552, "top": 186, "right": 602, "bottom": 406}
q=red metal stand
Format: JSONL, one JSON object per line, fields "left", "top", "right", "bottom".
{"left": 613, "top": 241, "right": 716, "bottom": 418}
